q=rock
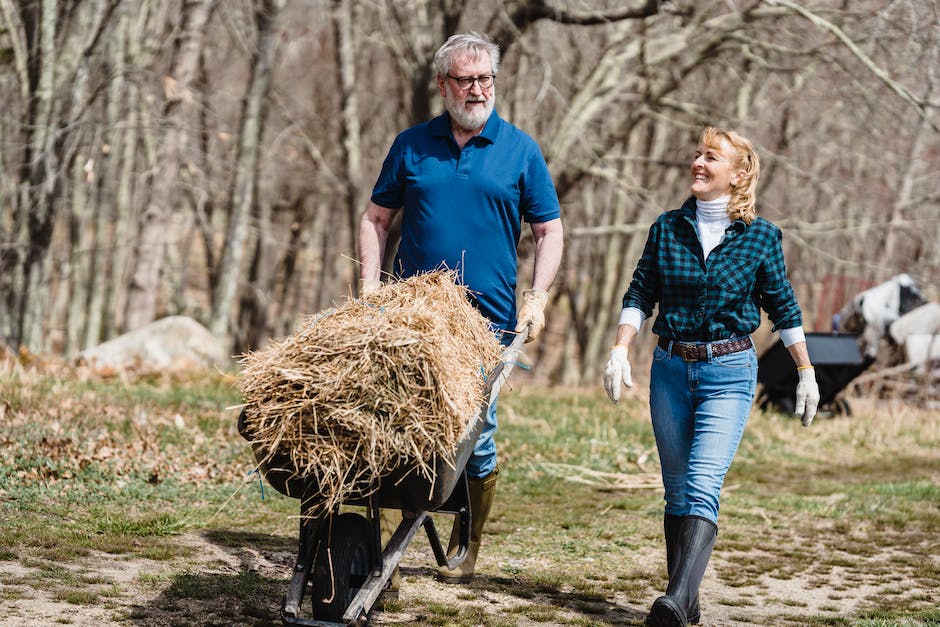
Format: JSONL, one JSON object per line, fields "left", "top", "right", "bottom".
{"left": 78, "top": 315, "right": 229, "bottom": 376}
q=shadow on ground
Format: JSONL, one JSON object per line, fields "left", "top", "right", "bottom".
{"left": 128, "top": 529, "right": 651, "bottom": 626}
{"left": 129, "top": 530, "right": 291, "bottom": 627}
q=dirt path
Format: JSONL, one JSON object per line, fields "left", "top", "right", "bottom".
{"left": 2, "top": 527, "right": 932, "bottom": 626}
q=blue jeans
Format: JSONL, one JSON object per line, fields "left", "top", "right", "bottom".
{"left": 465, "top": 328, "right": 513, "bottom": 479}
{"left": 649, "top": 340, "right": 757, "bottom": 524}
{"left": 466, "top": 399, "right": 498, "bottom": 479}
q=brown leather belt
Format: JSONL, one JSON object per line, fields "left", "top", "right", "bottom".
{"left": 657, "top": 336, "right": 753, "bottom": 362}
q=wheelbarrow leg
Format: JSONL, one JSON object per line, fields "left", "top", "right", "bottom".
{"left": 281, "top": 497, "right": 322, "bottom": 620}
{"left": 425, "top": 471, "right": 471, "bottom": 570}
{"left": 341, "top": 506, "right": 428, "bottom": 623}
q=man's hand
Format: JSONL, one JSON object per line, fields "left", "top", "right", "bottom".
{"left": 515, "top": 289, "right": 549, "bottom": 342}
{"left": 604, "top": 345, "right": 633, "bottom": 403}
{"left": 795, "top": 367, "right": 820, "bottom": 427}
{"left": 360, "top": 278, "right": 382, "bottom": 297}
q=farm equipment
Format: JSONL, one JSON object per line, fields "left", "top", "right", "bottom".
{"left": 238, "top": 329, "right": 528, "bottom": 626}
{"left": 756, "top": 331, "right": 872, "bottom": 416}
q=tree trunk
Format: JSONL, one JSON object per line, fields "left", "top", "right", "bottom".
{"left": 332, "top": 0, "right": 363, "bottom": 273}
{"left": 210, "top": 0, "right": 284, "bottom": 346}
{"left": 124, "top": 0, "right": 217, "bottom": 332}
{"left": 12, "top": 0, "right": 60, "bottom": 351}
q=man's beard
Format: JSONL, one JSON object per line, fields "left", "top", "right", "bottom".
{"left": 445, "top": 88, "right": 494, "bottom": 131}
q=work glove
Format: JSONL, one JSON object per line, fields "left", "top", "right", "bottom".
{"left": 795, "top": 367, "right": 820, "bottom": 427}
{"left": 515, "top": 289, "right": 549, "bottom": 342}
{"left": 603, "top": 345, "right": 633, "bottom": 403}
{"left": 360, "top": 278, "right": 382, "bottom": 297}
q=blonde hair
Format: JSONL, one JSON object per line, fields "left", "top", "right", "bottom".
{"left": 700, "top": 127, "right": 760, "bottom": 224}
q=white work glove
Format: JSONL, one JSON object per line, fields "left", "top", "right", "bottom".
{"left": 603, "top": 345, "right": 633, "bottom": 403}
{"left": 515, "top": 289, "right": 549, "bottom": 342}
{"left": 795, "top": 367, "right": 820, "bottom": 427}
{"left": 360, "top": 278, "right": 382, "bottom": 297}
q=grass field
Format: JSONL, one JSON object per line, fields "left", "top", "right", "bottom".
{"left": 1, "top": 358, "right": 938, "bottom": 626}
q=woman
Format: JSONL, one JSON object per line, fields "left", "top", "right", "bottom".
{"left": 604, "top": 127, "right": 819, "bottom": 626}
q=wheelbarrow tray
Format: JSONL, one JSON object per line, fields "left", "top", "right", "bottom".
{"left": 238, "top": 330, "right": 524, "bottom": 512}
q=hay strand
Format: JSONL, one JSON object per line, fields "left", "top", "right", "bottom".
{"left": 540, "top": 462, "right": 662, "bottom": 491}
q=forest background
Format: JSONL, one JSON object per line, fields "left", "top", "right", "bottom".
{"left": 1, "top": 0, "right": 938, "bottom": 385}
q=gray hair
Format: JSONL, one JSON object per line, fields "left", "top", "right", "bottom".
{"left": 433, "top": 32, "right": 500, "bottom": 77}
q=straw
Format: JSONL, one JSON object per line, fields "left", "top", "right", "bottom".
{"left": 237, "top": 270, "right": 503, "bottom": 514}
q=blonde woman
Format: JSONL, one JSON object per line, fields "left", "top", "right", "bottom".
{"left": 604, "top": 127, "right": 819, "bottom": 626}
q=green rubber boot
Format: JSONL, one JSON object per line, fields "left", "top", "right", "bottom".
{"left": 436, "top": 468, "right": 498, "bottom": 584}
{"left": 378, "top": 509, "right": 401, "bottom": 601}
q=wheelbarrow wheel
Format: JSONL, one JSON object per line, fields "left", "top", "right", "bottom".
{"left": 311, "top": 512, "right": 373, "bottom": 621}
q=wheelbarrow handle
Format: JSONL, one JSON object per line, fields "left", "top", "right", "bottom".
{"left": 485, "top": 326, "right": 528, "bottom": 398}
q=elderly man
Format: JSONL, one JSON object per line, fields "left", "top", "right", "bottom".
{"left": 359, "top": 31, "right": 564, "bottom": 585}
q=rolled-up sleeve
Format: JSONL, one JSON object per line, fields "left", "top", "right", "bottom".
{"left": 758, "top": 226, "right": 802, "bottom": 331}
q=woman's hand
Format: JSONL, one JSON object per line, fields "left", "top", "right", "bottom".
{"left": 604, "top": 345, "right": 633, "bottom": 403}
{"left": 796, "top": 367, "right": 820, "bottom": 426}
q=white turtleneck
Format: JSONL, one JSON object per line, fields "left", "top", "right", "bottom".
{"left": 695, "top": 195, "right": 732, "bottom": 260}
{"left": 617, "top": 195, "right": 806, "bottom": 347}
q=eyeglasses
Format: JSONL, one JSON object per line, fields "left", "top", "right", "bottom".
{"left": 446, "top": 74, "right": 495, "bottom": 90}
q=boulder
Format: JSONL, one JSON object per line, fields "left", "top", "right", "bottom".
{"left": 79, "top": 315, "right": 229, "bottom": 376}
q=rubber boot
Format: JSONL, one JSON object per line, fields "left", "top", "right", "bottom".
{"left": 436, "top": 467, "right": 498, "bottom": 583}
{"left": 378, "top": 509, "right": 401, "bottom": 602}
{"left": 664, "top": 515, "right": 701, "bottom": 624}
{"left": 646, "top": 516, "right": 717, "bottom": 627}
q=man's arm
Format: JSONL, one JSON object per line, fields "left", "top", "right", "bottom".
{"left": 514, "top": 218, "right": 563, "bottom": 342}
{"left": 358, "top": 201, "right": 399, "bottom": 283}
{"left": 529, "top": 218, "right": 564, "bottom": 291}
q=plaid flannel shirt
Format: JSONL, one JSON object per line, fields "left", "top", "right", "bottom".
{"left": 623, "top": 196, "right": 802, "bottom": 342}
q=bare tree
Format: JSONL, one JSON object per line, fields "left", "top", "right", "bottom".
{"left": 123, "top": 0, "right": 217, "bottom": 332}
{"left": 210, "top": 0, "right": 285, "bottom": 347}
{"left": 0, "top": 0, "right": 936, "bottom": 385}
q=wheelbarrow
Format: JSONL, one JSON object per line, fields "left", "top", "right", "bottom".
{"left": 238, "top": 328, "right": 528, "bottom": 626}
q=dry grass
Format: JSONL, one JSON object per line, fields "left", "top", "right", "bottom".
{"left": 237, "top": 270, "right": 503, "bottom": 514}
{"left": 1, "top": 358, "right": 938, "bottom": 625}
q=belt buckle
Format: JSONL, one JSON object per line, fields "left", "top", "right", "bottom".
{"left": 679, "top": 344, "right": 700, "bottom": 362}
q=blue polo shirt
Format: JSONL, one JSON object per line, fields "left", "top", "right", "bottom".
{"left": 371, "top": 110, "right": 560, "bottom": 331}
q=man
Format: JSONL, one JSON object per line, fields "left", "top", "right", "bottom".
{"left": 358, "top": 32, "right": 564, "bottom": 585}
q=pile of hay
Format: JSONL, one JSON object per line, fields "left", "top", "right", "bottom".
{"left": 238, "top": 270, "right": 503, "bottom": 513}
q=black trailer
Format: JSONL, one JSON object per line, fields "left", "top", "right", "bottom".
{"left": 756, "top": 332, "right": 872, "bottom": 416}
{"left": 238, "top": 330, "right": 528, "bottom": 626}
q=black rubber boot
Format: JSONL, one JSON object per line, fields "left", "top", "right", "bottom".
{"left": 664, "top": 515, "right": 701, "bottom": 624}
{"left": 647, "top": 516, "right": 716, "bottom": 627}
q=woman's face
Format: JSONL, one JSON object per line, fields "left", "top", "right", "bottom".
{"left": 689, "top": 138, "right": 743, "bottom": 201}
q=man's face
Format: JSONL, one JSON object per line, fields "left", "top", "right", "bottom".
{"left": 439, "top": 52, "right": 495, "bottom": 132}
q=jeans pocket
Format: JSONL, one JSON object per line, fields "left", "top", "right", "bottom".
{"left": 652, "top": 345, "right": 669, "bottom": 362}
{"left": 713, "top": 347, "right": 755, "bottom": 369}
